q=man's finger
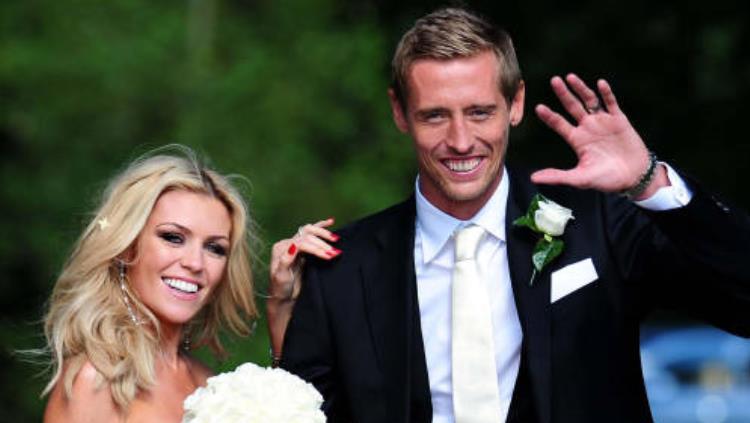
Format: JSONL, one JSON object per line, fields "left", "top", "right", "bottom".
{"left": 565, "top": 73, "right": 601, "bottom": 113}
{"left": 535, "top": 104, "right": 575, "bottom": 142}
{"left": 597, "top": 79, "right": 621, "bottom": 115}
{"left": 550, "top": 76, "right": 587, "bottom": 121}
{"left": 531, "top": 168, "right": 587, "bottom": 188}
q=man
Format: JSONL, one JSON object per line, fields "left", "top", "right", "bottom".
{"left": 280, "top": 7, "right": 750, "bottom": 422}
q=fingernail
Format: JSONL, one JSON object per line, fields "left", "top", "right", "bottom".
{"left": 328, "top": 217, "right": 335, "bottom": 222}
{"left": 331, "top": 234, "right": 340, "bottom": 242}
{"left": 288, "top": 244, "right": 297, "bottom": 255}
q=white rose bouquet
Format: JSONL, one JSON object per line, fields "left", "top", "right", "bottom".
{"left": 182, "top": 362, "right": 325, "bottom": 423}
{"left": 513, "top": 193, "right": 574, "bottom": 285}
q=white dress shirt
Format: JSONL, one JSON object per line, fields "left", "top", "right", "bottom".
{"left": 415, "top": 168, "right": 521, "bottom": 423}
{"left": 414, "top": 164, "right": 691, "bottom": 423}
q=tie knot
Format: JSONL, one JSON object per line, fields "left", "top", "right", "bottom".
{"left": 454, "top": 225, "right": 485, "bottom": 261}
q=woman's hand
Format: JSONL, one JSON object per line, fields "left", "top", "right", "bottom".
{"left": 266, "top": 217, "right": 341, "bottom": 365}
{"left": 268, "top": 217, "right": 340, "bottom": 301}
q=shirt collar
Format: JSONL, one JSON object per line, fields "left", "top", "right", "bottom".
{"left": 415, "top": 168, "right": 509, "bottom": 264}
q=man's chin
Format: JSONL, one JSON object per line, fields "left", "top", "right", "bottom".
{"left": 419, "top": 171, "right": 499, "bottom": 213}
{"left": 441, "top": 182, "right": 493, "bottom": 204}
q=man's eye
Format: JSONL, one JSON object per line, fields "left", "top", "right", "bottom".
{"left": 206, "top": 242, "right": 227, "bottom": 257}
{"left": 159, "top": 232, "right": 184, "bottom": 244}
{"left": 469, "top": 108, "right": 493, "bottom": 120}
{"left": 419, "top": 111, "right": 446, "bottom": 123}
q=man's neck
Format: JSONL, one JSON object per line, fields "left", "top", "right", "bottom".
{"left": 418, "top": 175, "right": 503, "bottom": 221}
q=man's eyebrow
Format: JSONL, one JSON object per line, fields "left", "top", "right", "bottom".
{"left": 466, "top": 103, "right": 497, "bottom": 110}
{"left": 415, "top": 107, "right": 449, "bottom": 117}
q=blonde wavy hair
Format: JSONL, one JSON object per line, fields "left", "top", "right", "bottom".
{"left": 42, "top": 145, "right": 258, "bottom": 410}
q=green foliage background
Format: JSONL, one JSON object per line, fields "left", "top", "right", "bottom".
{"left": 1, "top": 0, "right": 748, "bottom": 419}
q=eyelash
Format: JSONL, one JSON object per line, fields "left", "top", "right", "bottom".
{"left": 206, "top": 243, "right": 227, "bottom": 257}
{"left": 424, "top": 112, "right": 445, "bottom": 122}
{"left": 469, "top": 109, "right": 493, "bottom": 119}
{"left": 419, "top": 109, "right": 493, "bottom": 123}
{"left": 159, "top": 232, "right": 228, "bottom": 257}
{"left": 159, "top": 231, "right": 184, "bottom": 244}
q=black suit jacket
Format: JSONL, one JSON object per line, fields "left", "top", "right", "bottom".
{"left": 282, "top": 167, "right": 750, "bottom": 423}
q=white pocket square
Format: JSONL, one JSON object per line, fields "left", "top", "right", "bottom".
{"left": 550, "top": 258, "right": 598, "bottom": 303}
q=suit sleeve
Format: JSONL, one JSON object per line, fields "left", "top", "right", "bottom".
{"left": 652, "top": 183, "right": 750, "bottom": 335}
{"left": 280, "top": 259, "right": 352, "bottom": 421}
{"left": 604, "top": 179, "right": 750, "bottom": 336}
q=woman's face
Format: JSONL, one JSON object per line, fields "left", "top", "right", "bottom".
{"left": 128, "top": 189, "right": 232, "bottom": 327}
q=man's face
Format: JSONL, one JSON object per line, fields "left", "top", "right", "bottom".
{"left": 390, "top": 51, "right": 525, "bottom": 219}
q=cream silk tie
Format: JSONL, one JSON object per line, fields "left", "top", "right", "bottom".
{"left": 452, "top": 225, "right": 502, "bottom": 422}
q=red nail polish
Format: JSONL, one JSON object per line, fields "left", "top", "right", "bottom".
{"left": 288, "top": 244, "right": 297, "bottom": 255}
{"left": 331, "top": 234, "right": 340, "bottom": 242}
{"left": 325, "top": 248, "right": 341, "bottom": 257}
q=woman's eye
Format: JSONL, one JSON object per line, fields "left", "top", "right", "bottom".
{"left": 159, "top": 232, "right": 184, "bottom": 245}
{"left": 206, "top": 242, "right": 227, "bottom": 257}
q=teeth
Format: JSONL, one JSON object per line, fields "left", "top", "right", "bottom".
{"left": 163, "top": 278, "right": 199, "bottom": 293}
{"left": 446, "top": 158, "right": 481, "bottom": 172}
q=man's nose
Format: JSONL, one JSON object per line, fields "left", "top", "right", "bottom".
{"left": 446, "top": 118, "right": 472, "bottom": 153}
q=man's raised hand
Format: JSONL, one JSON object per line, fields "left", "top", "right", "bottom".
{"left": 531, "top": 73, "right": 666, "bottom": 198}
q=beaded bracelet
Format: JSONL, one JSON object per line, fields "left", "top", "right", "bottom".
{"left": 270, "top": 348, "right": 282, "bottom": 368}
{"left": 620, "top": 151, "right": 658, "bottom": 200}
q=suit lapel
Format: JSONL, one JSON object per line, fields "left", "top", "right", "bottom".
{"left": 358, "top": 174, "right": 555, "bottom": 422}
{"left": 360, "top": 197, "right": 431, "bottom": 422}
{"left": 506, "top": 169, "right": 552, "bottom": 423}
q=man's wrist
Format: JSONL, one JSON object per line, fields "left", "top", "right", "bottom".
{"left": 634, "top": 163, "right": 692, "bottom": 210}
{"left": 632, "top": 163, "right": 670, "bottom": 201}
{"left": 621, "top": 151, "right": 660, "bottom": 200}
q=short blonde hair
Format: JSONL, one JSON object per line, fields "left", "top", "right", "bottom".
{"left": 391, "top": 7, "right": 522, "bottom": 109}
{"left": 43, "top": 145, "right": 258, "bottom": 410}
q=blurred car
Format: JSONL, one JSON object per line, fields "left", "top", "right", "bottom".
{"left": 640, "top": 326, "right": 750, "bottom": 423}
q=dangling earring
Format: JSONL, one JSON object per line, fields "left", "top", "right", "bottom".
{"left": 119, "top": 261, "right": 141, "bottom": 325}
{"left": 182, "top": 333, "right": 191, "bottom": 352}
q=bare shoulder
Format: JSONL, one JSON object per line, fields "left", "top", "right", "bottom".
{"left": 186, "top": 355, "right": 214, "bottom": 386}
{"left": 44, "top": 360, "right": 121, "bottom": 423}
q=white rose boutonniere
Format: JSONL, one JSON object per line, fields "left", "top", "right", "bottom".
{"left": 513, "top": 193, "right": 574, "bottom": 286}
{"left": 182, "top": 362, "right": 325, "bottom": 423}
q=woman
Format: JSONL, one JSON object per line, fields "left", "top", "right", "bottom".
{"left": 267, "top": 219, "right": 340, "bottom": 365}
{"left": 43, "top": 146, "right": 257, "bottom": 422}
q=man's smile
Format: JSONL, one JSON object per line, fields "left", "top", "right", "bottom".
{"left": 444, "top": 157, "right": 482, "bottom": 173}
